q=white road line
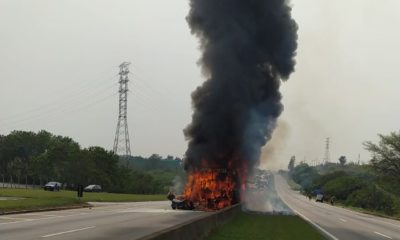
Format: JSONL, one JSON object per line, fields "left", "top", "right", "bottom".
{"left": 0, "top": 212, "right": 89, "bottom": 226}
{"left": 275, "top": 176, "right": 339, "bottom": 240}
{"left": 20, "top": 215, "right": 58, "bottom": 218}
{"left": 325, "top": 202, "right": 400, "bottom": 230}
{"left": 374, "top": 231, "right": 392, "bottom": 239}
{"left": 42, "top": 226, "right": 96, "bottom": 238}
{"left": 339, "top": 218, "right": 347, "bottom": 222}
{"left": 0, "top": 219, "right": 35, "bottom": 226}
{"left": 0, "top": 216, "right": 32, "bottom": 221}
{"left": 294, "top": 209, "right": 339, "bottom": 240}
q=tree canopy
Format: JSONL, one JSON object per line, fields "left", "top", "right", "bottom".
{"left": 364, "top": 132, "right": 400, "bottom": 182}
{"left": 0, "top": 130, "right": 183, "bottom": 194}
{"left": 338, "top": 156, "right": 347, "bottom": 166}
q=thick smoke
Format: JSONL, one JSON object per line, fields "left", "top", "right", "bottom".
{"left": 184, "top": 0, "right": 298, "bottom": 174}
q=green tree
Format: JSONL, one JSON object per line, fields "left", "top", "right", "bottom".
{"left": 338, "top": 156, "right": 347, "bottom": 166}
{"left": 148, "top": 154, "right": 162, "bottom": 170}
{"left": 82, "top": 147, "right": 119, "bottom": 190}
{"left": 44, "top": 135, "right": 81, "bottom": 186}
{"left": 364, "top": 132, "right": 400, "bottom": 182}
{"left": 288, "top": 156, "right": 296, "bottom": 172}
{"left": 291, "top": 163, "right": 319, "bottom": 192}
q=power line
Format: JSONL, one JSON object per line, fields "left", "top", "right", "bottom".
{"left": 0, "top": 74, "right": 118, "bottom": 123}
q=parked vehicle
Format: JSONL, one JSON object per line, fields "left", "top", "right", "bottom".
{"left": 167, "top": 192, "right": 194, "bottom": 210}
{"left": 43, "top": 182, "right": 61, "bottom": 191}
{"left": 316, "top": 193, "right": 324, "bottom": 202}
{"left": 84, "top": 184, "right": 102, "bottom": 192}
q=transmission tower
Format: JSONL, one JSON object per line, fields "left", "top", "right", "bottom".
{"left": 323, "top": 137, "right": 330, "bottom": 164}
{"left": 113, "top": 62, "right": 132, "bottom": 158}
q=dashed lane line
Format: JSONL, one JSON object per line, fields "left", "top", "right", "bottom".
{"left": 293, "top": 209, "right": 340, "bottom": 240}
{"left": 42, "top": 226, "right": 96, "bottom": 238}
{"left": 0, "top": 212, "right": 90, "bottom": 226}
{"left": 374, "top": 231, "right": 393, "bottom": 239}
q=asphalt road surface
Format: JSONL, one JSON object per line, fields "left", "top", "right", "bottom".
{"left": 275, "top": 174, "right": 400, "bottom": 240}
{"left": 0, "top": 201, "right": 210, "bottom": 240}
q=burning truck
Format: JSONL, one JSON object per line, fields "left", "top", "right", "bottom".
{"left": 167, "top": 169, "right": 240, "bottom": 211}
{"left": 173, "top": 0, "right": 298, "bottom": 211}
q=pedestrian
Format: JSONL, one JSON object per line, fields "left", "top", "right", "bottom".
{"left": 330, "top": 196, "right": 335, "bottom": 205}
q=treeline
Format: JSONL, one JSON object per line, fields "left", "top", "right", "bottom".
{"left": 287, "top": 132, "right": 400, "bottom": 216}
{"left": 0, "top": 130, "right": 184, "bottom": 194}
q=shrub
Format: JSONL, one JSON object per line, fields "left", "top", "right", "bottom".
{"left": 322, "top": 176, "right": 366, "bottom": 200}
{"left": 290, "top": 164, "right": 319, "bottom": 193}
{"left": 312, "top": 171, "right": 347, "bottom": 189}
{"left": 346, "top": 185, "right": 396, "bottom": 215}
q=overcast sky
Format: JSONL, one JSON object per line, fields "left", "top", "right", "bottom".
{"left": 1, "top": 0, "right": 399, "bottom": 169}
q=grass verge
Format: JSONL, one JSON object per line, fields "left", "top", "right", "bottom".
{"left": 206, "top": 212, "right": 326, "bottom": 240}
{"left": 0, "top": 188, "right": 165, "bottom": 213}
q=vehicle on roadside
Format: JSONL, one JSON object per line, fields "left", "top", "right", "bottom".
{"left": 316, "top": 193, "right": 324, "bottom": 202}
{"left": 84, "top": 184, "right": 102, "bottom": 192}
{"left": 167, "top": 192, "right": 194, "bottom": 210}
{"left": 43, "top": 181, "right": 61, "bottom": 191}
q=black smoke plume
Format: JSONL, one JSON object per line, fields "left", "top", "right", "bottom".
{"left": 184, "top": 0, "right": 298, "bottom": 174}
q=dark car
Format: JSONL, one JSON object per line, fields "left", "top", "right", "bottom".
{"left": 84, "top": 185, "right": 102, "bottom": 192}
{"left": 43, "top": 181, "right": 61, "bottom": 191}
{"left": 167, "top": 192, "right": 194, "bottom": 210}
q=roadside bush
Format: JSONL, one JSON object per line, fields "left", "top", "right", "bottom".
{"left": 312, "top": 171, "right": 347, "bottom": 189}
{"left": 291, "top": 163, "right": 319, "bottom": 193}
{"left": 346, "top": 185, "right": 396, "bottom": 215}
{"left": 322, "top": 176, "right": 366, "bottom": 200}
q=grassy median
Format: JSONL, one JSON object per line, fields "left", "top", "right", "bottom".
{"left": 0, "top": 188, "right": 165, "bottom": 213}
{"left": 207, "top": 212, "right": 326, "bottom": 240}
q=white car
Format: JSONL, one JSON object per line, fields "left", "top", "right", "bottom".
{"left": 43, "top": 181, "right": 62, "bottom": 191}
{"left": 84, "top": 184, "right": 102, "bottom": 192}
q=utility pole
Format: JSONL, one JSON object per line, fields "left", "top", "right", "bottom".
{"left": 324, "top": 137, "right": 330, "bottom": 165}
{"left": 113, "top": 62, "right": 132, "bottom": 162}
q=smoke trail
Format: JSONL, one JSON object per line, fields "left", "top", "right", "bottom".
{"left": 184, "top": 0, "right": 298, "bottom": 175}
{"left": 260, "top": 120, "right": 290, "bottom": 170}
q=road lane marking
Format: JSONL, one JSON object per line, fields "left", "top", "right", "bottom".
{"left": 0, "top": 216, "right": 32, "bottom": 221}
{"left": 319, "top": 201, "right": 400, "bottom": 230}
{"left": 275, "top": 175, "right": 339, "bottom": 240}
{"left": 42, "top": 226, "right": 96, "bottom": 238}
{"left": 374, "top": 232, "right": 392, "bottom": 239}
{"left": 339, "top": 218, "right": 347, "bottom": 222}
{"left": 0, "top": 219, "right": 36, "bottom": 225}
{"left": 0, "top": 213, "right": 89, "bottom": 226}
{"left": 294, "top": 210, "right": 339, "bottom": 240}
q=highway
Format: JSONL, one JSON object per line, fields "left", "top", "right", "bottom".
{"left": 0, "top": 201, "right": 210, "bottom": 240}
{"left": 275, "top": 174, "right": 400, "bottom": 240}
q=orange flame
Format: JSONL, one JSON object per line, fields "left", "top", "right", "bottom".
{"left": 183, "top": 169, "right": 236, "bottom": 211}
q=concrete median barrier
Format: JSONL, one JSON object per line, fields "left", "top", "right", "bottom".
{"left": 139, "top": 204, "right": 241, "bottom": 240}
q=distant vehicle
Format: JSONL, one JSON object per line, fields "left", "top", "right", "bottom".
{"left": 84, "top": 185, "right": 102, "bottom": 192}
{"left": 43, "top": 182, "right": 61, "bottom": 191}
{"left": 316, "top": 193, "right": 324, "bottom": 202}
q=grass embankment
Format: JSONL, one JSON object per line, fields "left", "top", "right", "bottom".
{"left": 0, "top": 188, "right": 165, "bottom": 213}
{"left": 207, "top": 212, "right": 326, "bottom": 240}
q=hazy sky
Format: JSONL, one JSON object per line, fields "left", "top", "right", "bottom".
{"left": 1, "top": 0, "right": 399, "bottom": 169}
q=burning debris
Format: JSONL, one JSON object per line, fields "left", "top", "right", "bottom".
{"left": 183, "top": 169, "right": 238, "bottom": 210}
{"left": 182, "top": 0, "right": 298, "bottom": 210}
